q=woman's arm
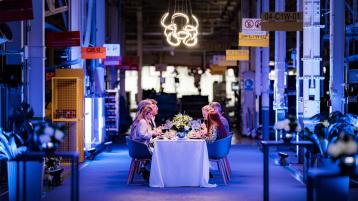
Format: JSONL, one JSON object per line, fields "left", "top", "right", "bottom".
{"left": 137, "top": 119, "right": 154, "bottom": 140}
{"left": 206, "top": 126, "right": 218, "bottom": 143}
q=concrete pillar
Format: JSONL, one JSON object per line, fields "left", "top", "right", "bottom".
{"left": 274, "top": 0, "right": 286, "bottom": 140}
{"left": 137, "top": 7, "right": 143, "bottom": 101}
{"left": 28, "top": 0, "right": 45, "bottom": 118}
{"left": 69, "top": 0, "right": 82, "bottom": 69}
{"left": 261, "top": 0, "right": 270, "bottom": 140}
{"left": 329, "top": 0, "right": 345, "bottom": 113}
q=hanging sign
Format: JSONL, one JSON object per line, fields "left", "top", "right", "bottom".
{"left": 46, "top": 31, "right": 81, "bottom": 48}
{"left": 120, "top": 56, "right": 139, "bottom": 71}
{"left": 226, "top": 49, "right": 249, "bottom": 61}
{"left": 238, "top": 32, "right": 269, "bottom": 47}
{"left": 155, "top": 64, "right": 167, "bottom": 72}
{"left": 81, "top": 47, "right": 106, "bottom": 59}
{"left": 212, "top": 55, "right": 237, "bottom": 66}
{"left": 103, "top": 44, "right": 120, "bottom": 57}
{"left": 104, "top": 57, "right": 122, "bottom": 66}
{"left": 210, "top": 65, "right": 227, "bottom": 75}
{"left": 242, "top": 18, "right": 266, "bottom": 35}
{"left": 103, "top": 44, "right": 121, "bottom": 66}
{"left": 261, "top": 12, "right": 303, "bottom": 31}
{"left": 0, "top": 0, "right": 34, "bottom": 23}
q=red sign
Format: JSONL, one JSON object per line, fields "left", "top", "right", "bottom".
{"left": 81, "top": 47, "right": 106, "bottom": 59}
{"left": 0, "top": 0, "right": 33, "bottom": 23}
{"left": 46, "top": 31, "right": 81, "bottom": 48}
{"left": 120, "top": 56, "right": 139, "bottom": 71}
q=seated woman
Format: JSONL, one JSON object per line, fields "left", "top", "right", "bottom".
{"left": 129, "top": 105, "right": 160, "bottom": 181}
{"left": 205, "top": 110, "right": 228, "bottom": 143}
{"left": 130, "top": 105, "right": 160, "bottom": 148}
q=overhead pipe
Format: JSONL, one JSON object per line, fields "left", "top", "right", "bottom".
{"left": 83, "top": 0, "right": 94, "bottom": 47}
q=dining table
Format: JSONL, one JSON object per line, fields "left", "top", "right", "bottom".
{"left": 149, "top": 137, "right": 216, "bottom": 188}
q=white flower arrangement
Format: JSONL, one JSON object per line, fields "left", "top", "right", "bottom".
{"left": 172, "top": 113, "right": 193, "bottom": 131}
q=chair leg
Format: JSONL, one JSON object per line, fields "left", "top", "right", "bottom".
{"left": 225, "top": 157, "right": 232, "bottom": 177}
{"left": 222, "top": 160, "right": 230, "bottom": 182}
{"left": 127, "top": 159, "right": 136, "bottom": 184}
{"left": 134, "top": 160, "right": 141, "bottom": 175}
{"left": 218, "top": 160, "right": 228, "bottom": 185}
{"left": 223, "top": 157, "right": 231, "bottom": 181}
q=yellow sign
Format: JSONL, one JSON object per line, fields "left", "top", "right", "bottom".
{"left": 261, "top": 12, "right": 303, "bottom": 21}
{"left": 210, "top": 65, "right": 227, "bottom": 75}
{"left": 238, "top": 33, "right": 269, "bottom": 47}
{"left": 226, "top": 49, "right": 249, "bottom": 61}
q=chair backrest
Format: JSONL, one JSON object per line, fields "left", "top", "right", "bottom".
{"left": 126, "top": 136, "right": 152, "bottom": 159}
{"left": 207, "top": 135, "right": 232, "bottom": 159}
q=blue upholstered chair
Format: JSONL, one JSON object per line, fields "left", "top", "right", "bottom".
{"left": 126, "top": 136, "right": 152, "bottom": 184}
{"left": 207, "top": 135, "right": 233, "bottom": 184}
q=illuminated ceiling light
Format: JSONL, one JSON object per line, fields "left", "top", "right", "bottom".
{"left": 160, "top": 0, "right": 199, "bottom": 48}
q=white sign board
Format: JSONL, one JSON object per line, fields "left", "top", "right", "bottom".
{"left": 242, "top": 18, "right": 266, "bottom": 35}
{"left": 103, "top": 44, "right": 121, "bottom": 57}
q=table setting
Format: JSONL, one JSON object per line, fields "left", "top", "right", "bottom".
{"left": 149, "top": 114, "right": 216, "bottom": 188}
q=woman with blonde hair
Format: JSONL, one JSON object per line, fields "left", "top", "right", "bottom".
{"left": 206, "top": 110, "right": 228, "bottom": 143}
{"left": 130, "top": 105, "right": 160, "bottom": 145}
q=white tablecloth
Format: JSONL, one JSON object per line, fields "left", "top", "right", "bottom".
{"left": 149, "top": 139, "right": 216, "bottom": 187}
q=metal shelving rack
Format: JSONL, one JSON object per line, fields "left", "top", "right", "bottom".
{"left": 105, "top": 89, "right": 119, "bottom": 133}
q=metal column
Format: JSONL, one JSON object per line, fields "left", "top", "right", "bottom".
{"left": 255, "top": 0, "right": 262, "bottom": 136}
{"left": 240, "top": 0, "right": 251, "bottom": 136}
{"left": 94, "top": 0, "right": 106, "bottom": 95}
{"left": 69, "top": 0, "right": 82, "bottom": 69}
{"left": 329, "top": 0, "right": 345, "bottom": 113}
{"left": 137, "top": 7, "right": 143, "bottom": 101}
{"left": 274, "top": 0, "right": 286, "bottom": 140}
{"left": 261, "top": 0, "right": 270, "bottom": 140}
{"left": 296, "top": 0, "right": 304, "bottom": 161}
{"left": 27, "top": 0, "right": 45, "bottom": 118}
{"left": 296, "top": 0, "right": 303, "bottom": 126}
{"left": 302, "top": 0, "right": 322, "bottom": 122}
{"left": 108, "top": 2, "right": 121, "bottom": 89}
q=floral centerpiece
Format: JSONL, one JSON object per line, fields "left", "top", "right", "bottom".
{"left": 274, "top": 115, "right": 302, "bottom": 143}
{"left": 172, "top": 113, "right": 192, "bottom": 138}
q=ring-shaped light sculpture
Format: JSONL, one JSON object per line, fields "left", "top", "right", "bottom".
{"left": 160, "top": 11, "right": 199, "bottom": 47}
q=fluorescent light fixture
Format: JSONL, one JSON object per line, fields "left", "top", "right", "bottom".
{"left": 84, "top": 98, "right": 93, "bottom": 150}
{"left": 97, "top": 97, "right": 104, "bottom": 143}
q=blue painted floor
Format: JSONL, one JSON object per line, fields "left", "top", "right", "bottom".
{"left": 42, "top": 140, "right": 311, "bottom": 201}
